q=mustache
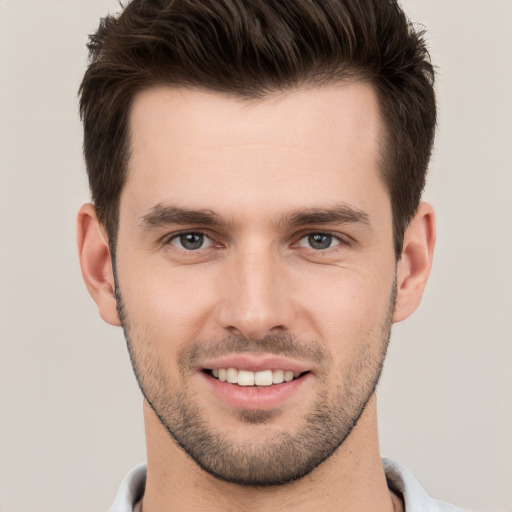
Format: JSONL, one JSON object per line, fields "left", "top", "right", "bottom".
{"left": 179, "top": 333, "right": 329, "bottom": 368}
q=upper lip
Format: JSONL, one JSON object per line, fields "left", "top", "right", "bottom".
{"left": 199, "top": 355, "right": 311, "bottom": 374}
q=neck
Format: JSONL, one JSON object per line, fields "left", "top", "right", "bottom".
{"left": 140, "top": 396, "right": 399, "bottom": 512}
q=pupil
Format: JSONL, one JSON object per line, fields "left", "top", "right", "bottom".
{"left": 309, "top": 233, "right": 331, "bottom": 249}
{"left": 181, "top": 233, "right": 203, "bottom": 250}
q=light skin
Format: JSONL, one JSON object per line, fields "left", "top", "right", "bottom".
{"left": 77, "top": 83, "right": 435, "bottom": 511}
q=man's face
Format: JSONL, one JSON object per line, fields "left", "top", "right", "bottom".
{"left": 115, "top": 84, "right": 397, "bottom": 485}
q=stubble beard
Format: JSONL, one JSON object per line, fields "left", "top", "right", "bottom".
{"left": 116, "top": 284, "right": 396, "bottom": 487}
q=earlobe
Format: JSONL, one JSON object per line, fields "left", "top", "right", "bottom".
{"left": 76, "top": 204, "right": 121, "bottom": 326}
{"left": 393, "top": 202, "right": 436, "bottom": 323}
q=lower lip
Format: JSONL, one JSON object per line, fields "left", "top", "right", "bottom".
{"left": 201, "top": 372, "right": 312, "bottom": 410}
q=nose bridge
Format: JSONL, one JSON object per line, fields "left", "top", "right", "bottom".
{"left": 218, "top": 239, "right": 291, "bottom": 339}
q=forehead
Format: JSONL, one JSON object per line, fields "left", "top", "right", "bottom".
{"left": 128, "top": 83, "right": 382, "bottom": 156}
{"left": 123, "top": 83, "right": 386, "bottom": 222}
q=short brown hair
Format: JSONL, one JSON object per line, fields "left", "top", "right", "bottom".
{"left": 79, "top": 0, "right": 436, "bottom": 256}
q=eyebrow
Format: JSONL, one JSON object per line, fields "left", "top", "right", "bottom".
{"left": 138, "top": 205, "right": 229, "bottom": 228}
{"left": 284, "top": 205, "right": 371, "bottom": 229}
{"left": 138, "top": 203, "right": 371, "bottom": 230}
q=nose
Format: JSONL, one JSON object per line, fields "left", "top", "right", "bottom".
{"left": 216, "top": 243, "right": 295, "bottom": 340}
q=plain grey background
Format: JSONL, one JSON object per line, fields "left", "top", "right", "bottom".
{"left": 0, "top": 1, "right": 511, "bottom": 511}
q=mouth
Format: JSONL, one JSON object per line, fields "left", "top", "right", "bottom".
{"left": 199, "top": 356, "right": 314, "bottom": 410}
{"left": 204, "top": 368, "right": 309, "bottom": 387}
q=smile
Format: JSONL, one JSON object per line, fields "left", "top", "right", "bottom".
{"left": 208, "top": 368, "right": 306, "bottom": 387}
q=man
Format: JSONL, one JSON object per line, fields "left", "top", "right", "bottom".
{"left": 76, "top": 1, "right": 466, "bottom": 510}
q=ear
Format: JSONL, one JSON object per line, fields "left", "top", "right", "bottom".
{"left": 76, "top": 204, "right": 121, "bottom": 326}
{"left": 393, "top": 202, "right": 436, "bottom": 323}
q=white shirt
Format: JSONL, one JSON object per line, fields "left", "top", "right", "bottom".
{"left": 109, "top": 458, "right": 467, "bottom": 512}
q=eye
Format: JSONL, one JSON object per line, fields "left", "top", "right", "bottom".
{"left": 297, "top": 233, "right": 341, "bottom": 250}
{"left": 168, "top": 232, "right": 213, "bottom": 251}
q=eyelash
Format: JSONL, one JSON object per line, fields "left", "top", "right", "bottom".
{"left": 165, "top": 231, "right": 219, "bottom": 253}
{"left": 164, "top": 230, "right": 350, "bottom": 254}
{"left": 296, "top": 232, "right": 344, "bottom": 251}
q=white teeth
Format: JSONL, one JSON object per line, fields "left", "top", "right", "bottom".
{"left": 237, "top": 370, "right": 255, "bottom": 386}
{"left": 284, "top": 370, "right": 294, "bottom": 382}
{"left": 226, "top": 368, "right": 238, "bottom": 384}
{"left": 254, "top": 370, "right": 273, "bottom": 386}
{"left": 272, "top": 369, "right": 284, "bottom": 384}
{"left": 210, "top": 368, "right": 304, "bottom": 386}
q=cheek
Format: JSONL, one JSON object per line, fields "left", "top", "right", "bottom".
{"left": 295, "top": 265, "right": 395, "bottom": 347}
{"left": 118, "top": 257, "right": 219, "bottom": 344}
{"left": 117, "top": 246, "right": 396, "bottom": 352}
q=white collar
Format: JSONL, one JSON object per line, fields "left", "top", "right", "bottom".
{"left": 109, "top": 458, "right": 467, "bottom": 512}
